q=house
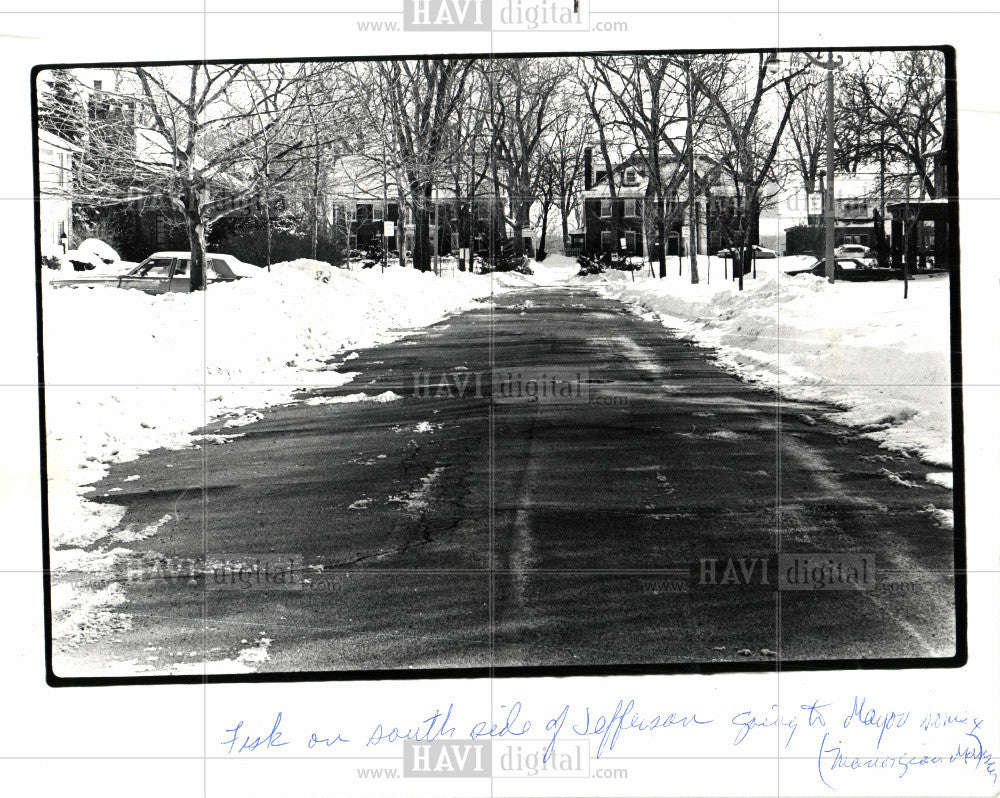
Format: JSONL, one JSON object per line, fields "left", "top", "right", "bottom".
{"left": 780, "top": 135, "right": 955, "bottom": 266}
{"left": 326, "top": 156, "right": 505, "bottom": 258}
{"left": 37, "top": 128, "right": 78, "bottom": 252}
{"left": 886, "top": 198, "right": 953, "bottom": 270}
{"left": 579, "top": 148, "right": 737, "bottom": 259}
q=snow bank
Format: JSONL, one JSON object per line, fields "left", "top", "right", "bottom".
{"left": 42, "top": 263, "right": 505, "bottom": 551}
{"left": 576, "top": 256, "right": 953, "bottom": 467}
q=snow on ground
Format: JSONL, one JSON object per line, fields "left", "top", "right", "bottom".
{"left": 44, "top": 260, "right": 508, "bottom": 663}
{"left": 546, "top": 253, "right": 953, "bottom": 468}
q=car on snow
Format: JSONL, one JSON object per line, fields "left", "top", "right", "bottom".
{"left": 49, "top": 251, "right": 257, "bottom": 294}
{"left": 834, "top": 243, "right": 875, "bottom": 260}
{"left": 784, "top": 257, "right": 898, "bottom": 282}
{"left": 715, "top": 245, "right": 778, "bottom": 259}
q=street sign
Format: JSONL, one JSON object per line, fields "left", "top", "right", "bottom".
{"left": 807, "top": 193, "right": 822, "bottom": 216}
{"left": 383, "top": 221, "right": 395, "bottom": 237}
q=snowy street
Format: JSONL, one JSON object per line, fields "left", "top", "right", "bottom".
{"left": 50, "top": 268, "right": 956, "bottom": 676}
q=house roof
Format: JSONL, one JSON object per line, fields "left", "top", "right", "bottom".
{"left": 326, "top": 154, "right": 499, "bottom": 202}
{"left": 37, "top": 128, "right": 81, "bottom": 152}
{"left": 327, "top": 155, "right": 401, "bottom": 200}
{"left": 582, "top": 152, "right": 721, "bottom": 199}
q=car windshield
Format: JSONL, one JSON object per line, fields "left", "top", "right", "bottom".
{"left": 132, "top": 258, "right": 173, "bottom": 277}
{"left": 174, "top": 259, "right": 188, "bottom": 275}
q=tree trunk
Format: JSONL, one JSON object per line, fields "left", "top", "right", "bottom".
{"left": 411, "top": 182, "right": 432, "bottom": 273}
{"left": 186, "top": 212, "right": 208, "bottom": 292}
{"left": 263, "top": 193, "right": 273, "bottom": 271}
{"left": 512, "top": 197, "right": 526, "bottom": 259}
{"left": 657, "top": 215, "right": 667, "bottom": 279}
{"left": 397, "top": 189, "right": 408, "bottom": 269}
{"left": 537, "top": 204, "right": 549, "bottom": 260}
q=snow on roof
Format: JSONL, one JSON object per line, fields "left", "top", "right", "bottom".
{"left": 582, "top": 153, "right": 719, "bottom": 199}
{"left": 326, "top": 155, "right": 499, "bottom": 202}
{"left": 327, "top": 155, "right": 401, "bottom": 200}
{"left": 37, "top": 128, "right": 81, "bottom": 152}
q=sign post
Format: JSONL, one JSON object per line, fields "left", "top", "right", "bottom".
{"left": 382, "top": 221, "right": 394, "bottom": 271}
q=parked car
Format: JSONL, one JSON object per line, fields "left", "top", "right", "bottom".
{"left": 785, "top": 257, "right": 898, "bottom": 282}
{"left": 834, "top": 243, "right": 874, "bottom": 260}
{"left": 50, "top": 252, "right": 256, "bottom": 293}
{"left": 715, "top": 245, "right": 777, "bottom": 259}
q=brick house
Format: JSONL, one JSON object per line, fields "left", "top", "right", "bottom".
{"left": 327, "top": 156, "right": 505, "bottom": 259}
{"left": 580, "top": 149, "right": 738, "bottom": 258}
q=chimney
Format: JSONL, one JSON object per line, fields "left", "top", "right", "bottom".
{"left": 584, "top": 147, "right": 593, "bottom": 191}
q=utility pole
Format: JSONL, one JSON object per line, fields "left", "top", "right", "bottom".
{"left": 768, "top": 51, "right": 843, "bottom": 282}
{"left": 382, "top": 128, "right": 389, "bottom": 272}
{"left": 433, "top": 187, "right": 440, "bottom": 276}
{"left": 824, "top": 52, "right": 836, "bottom": 284}
{"left": 802, "top": 51, "right": 845, "bottom": 284}
{"left": 686, "top": 57, "right": 699, "bottom": 284}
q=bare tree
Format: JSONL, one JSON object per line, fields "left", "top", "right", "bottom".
{"left": 838, "top": 51, "right": 946, "bottom": 200}
{"left": 243, "top": 63, "right": 321, "bottom": 269}
{"left": 575, "top": 59, "right": 626, "bottom": 264}
{"left": 543, "top": 94, "right": 591, "bottom": 253}
{"left": 782, "top": 72, "right": 827, "bottom": 223}
{"left": 488, "top": 58, "right": 568, "bottom": 259}
{"left": 588, "top": 56, "right": 688, "bottom": 277}
{"left": 65, "top": 64, "right": 309, "bottom": 289}
{"left": 695, "top": 53, "right": 810, "bottom": 289}
{"left": 374, "top": 59, "right": 475, "bottom": 273}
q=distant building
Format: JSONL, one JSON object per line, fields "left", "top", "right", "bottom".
{"left": 579, "top": 148, "right": 745, "bottom": 258}
{"left": 37, "top": 128, "right": 78, "bottom": 252}
{"left": 781, "top": 136, "right": 955, "bottom": 267}
{"left": 326, "top": 156, "right": 504, "bottom": 258}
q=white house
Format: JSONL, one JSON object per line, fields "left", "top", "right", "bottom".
{"left": 37, "top": 128, "right": 78, "bottom": 251}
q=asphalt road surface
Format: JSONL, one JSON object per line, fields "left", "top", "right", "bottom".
{"left": 56, "top": 286, "right": 957, "bottom": 676}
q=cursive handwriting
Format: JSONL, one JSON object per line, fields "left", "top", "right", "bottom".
{"left": 217, "top": 697, "right": 995, "bottom": 791}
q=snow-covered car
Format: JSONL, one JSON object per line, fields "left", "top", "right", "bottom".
{"left": 49, "top": 251, "right": 256, "bottom": 293}
{"left": 715, "top": 245, "right": 777, "bottom": 259}
{"left": 834, "top": 244, "right": 874, "bottom": 260}
{"left": 59, "top": 238, "right": 122, "bottom": 272}
{"left": 785, "top": 257, "right": 897, "bottom": 282}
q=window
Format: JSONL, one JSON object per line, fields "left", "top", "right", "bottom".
{"left": 623, "top": 199, "right": 637, "bottom": 218}
{"left": 345, "top": 203, "right": 357, "bottom": 222}
{"left": 599, "top": 200, "right": 612, "bottom": 218}
{"left": 624, "top": 168, "right": 638, "bottom": 186}
{"left": 373, "top": 203, "right": 385, "bottom": 222}
{"left": 601, "top": 231, "right": 614, "bottom": 250}
{"left": 137, "top": 258, "right": 173, "bottom": 277}
{"left": 624, "top": 230, "right": 638, "bottom": 252}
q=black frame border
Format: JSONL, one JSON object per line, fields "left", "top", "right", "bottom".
{"left": 32, "top": 44, "right": 966, "bottom": 688}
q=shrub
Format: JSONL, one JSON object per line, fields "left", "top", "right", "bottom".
{"left": 576, "top": 254, "right": 604, "bottom": 276}
{"left": 209, "top": 216, "right": 345, "bottom": 267}
{"left": 785, "top": 225, "right": 824, "bottom": 257}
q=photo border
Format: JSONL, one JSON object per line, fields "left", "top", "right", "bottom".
{"left": 32, "top": 44, "right": 966, "bottom": 687}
